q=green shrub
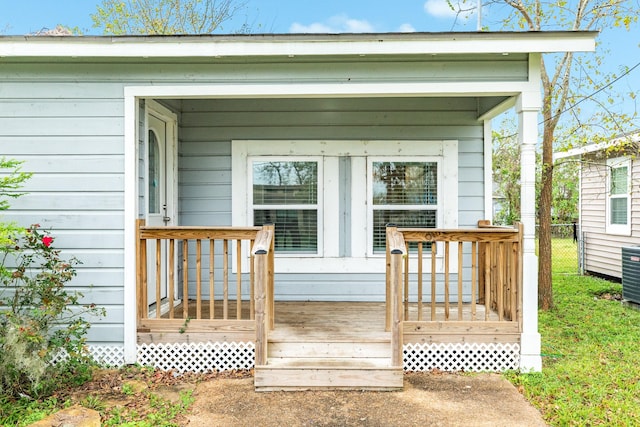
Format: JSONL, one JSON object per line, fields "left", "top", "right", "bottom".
{"left": 0, "top": 225, "right": 104, "bottom": 398}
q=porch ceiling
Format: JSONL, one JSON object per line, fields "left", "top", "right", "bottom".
{"left": 172, "top": 95, "right": 512, "bottom": 122}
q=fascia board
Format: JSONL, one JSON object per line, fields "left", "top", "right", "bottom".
{"left": 0, "top": 32, "right": 597, "bottom": 58}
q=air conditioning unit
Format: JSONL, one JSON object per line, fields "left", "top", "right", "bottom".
{"left": 622, "top": 246, "right": 640, "bottom": 305}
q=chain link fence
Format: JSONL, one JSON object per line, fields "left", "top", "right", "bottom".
{"left": 536, "top": 223, "right": 581, "bottom": 274}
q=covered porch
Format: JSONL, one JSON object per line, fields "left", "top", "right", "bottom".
{"left": 135, "top": 220, "right": 523, "bottom": 390}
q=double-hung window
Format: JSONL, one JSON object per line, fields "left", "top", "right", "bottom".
{"left": 369, "top": 159, "right": 439, "bottom": 254}
{"left": 233, "top": 140, "right": 457, "bottom": 273}
{"left": 606, "top": 157, "right": 631, "bottom": 235}
{"left": 251, "top": 158, "right": 321, "bottom": 254}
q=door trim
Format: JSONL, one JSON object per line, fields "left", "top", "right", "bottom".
{"left": 145, "top": 99, "right": 178, "bottom": 226}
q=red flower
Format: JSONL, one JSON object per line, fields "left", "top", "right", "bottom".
{"left": 42, "top": 236, "right": 54, "bottom": 247}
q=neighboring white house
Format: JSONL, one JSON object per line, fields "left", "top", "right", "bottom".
{"left": 0, "top": 32, "right": 596, "bottom": 380}
{"left": 554, "top": 132, "right": 640, "bottom": 280}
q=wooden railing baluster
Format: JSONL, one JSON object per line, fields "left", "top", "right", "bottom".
{"left": 471, "top": 241, "right": 477, "bottom": 321}
{"left": 209, "top": 239, "right": 214, "bottom": 320}
{"left": 417, "top": 242, "right": 423, "bottom": 321}
{"left": 196, "top": 239, "right": 202, "bottom": 319}
{"left": 457, "top": 241, "right": 463, "bottom": 320}
{"left": 223, "top": 239, "right": 229, "bottom": 320}
{"left": 431, "top": 242, "right": 436, "bottom": 321}
{"left": 236, "top": 239, "right": 242, "bottom": 320}
{"left": 183, "top": 240, "right": 189, "bottom": 320}
{"left": 169, "top": 239, "right": 175, "bottom": 319}
{"left": 444, "top": 241, "right": 450, "bottom": 321}
{"left": 155, "top": 239, "right": 162, "bottom": 319}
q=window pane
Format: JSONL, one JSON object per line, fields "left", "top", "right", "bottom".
{"left": 254, "top": 209, "right": 317, "bottom": 253}
{"left": 148, "top": 130, "right": 160, "bottom": 214}
{"left": 253, "top": 161, "right": 318, "bottom": 204}
{"left": 611, "top": 198, "right": 628, "bottom": 225}
{"left": 372, "top": 210, "right": 436, "bottom": 253}
{"left": 372, "top": 162, "right": 437, "bottom": 205}
{"left": 611, "top": 166, "right": 628, "bottom": 195}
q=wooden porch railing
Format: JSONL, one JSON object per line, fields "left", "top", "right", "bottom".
{"left": 136, "top": 220, "right": 274, "bottom": 339}
{"left": 386, "top": 221, "right": 523, "bottom": 332}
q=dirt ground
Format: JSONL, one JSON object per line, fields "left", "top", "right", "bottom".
{"left": 59, "top": 369, "right": 547, "bottom": 426}
{"left": 186, "top": 372, "right": 547, "bottom": 427}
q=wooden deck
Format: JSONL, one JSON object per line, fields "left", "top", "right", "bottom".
{"left": 143, "top": 300, "right": 519, "bottom": 344}
{"left": 136, "top": 222, "right": 524, "bottom": 389}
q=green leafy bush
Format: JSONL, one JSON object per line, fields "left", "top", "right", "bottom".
{"left": 0, "top": 225, "right": 104, "bottom": 397}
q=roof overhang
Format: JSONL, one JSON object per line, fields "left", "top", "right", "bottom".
{"left": 553, "top": 132, "right": 640, "bottom": 161}
{"left": 0, "top": 31, "right": 597, "bottom": 59}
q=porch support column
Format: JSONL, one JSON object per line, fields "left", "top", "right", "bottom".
{"left": 517, "top": 86, "right": 542, "bottom": 372}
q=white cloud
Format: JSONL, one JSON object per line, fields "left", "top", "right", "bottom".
{"left": 397, "top": 23, "right": 416, "bottom": 33}
{"left": 424, "top": 0, "right": 459, "bottom": 18}
{"left": 289, "top": 14, "right": 375, "bottom": 34}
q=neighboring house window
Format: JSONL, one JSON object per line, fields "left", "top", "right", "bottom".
{"left": 251, "top": 159, "right": 321, "bottom": 255}
{"left": 606, "top": 157, "right": 631, "bottom": 235}
{"left": 369, "top": 159, "right": 438, "bottom": 254}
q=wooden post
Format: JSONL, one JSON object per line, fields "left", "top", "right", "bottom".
{"left": 385, "top": 225, "right": 397, "bottom": 332}
{"left": 135, "top": 219, "right": 145, "bottom": 322}
{"left": 253, "top": 228, "right": 273, "bottom": 367}
{"left": 254, "top": 251, "right": 268, "bottom": 366}
{"left": 265, "top": 224, "right": 275, "bottom": 330}
{"left": 516, "top": 222, "right": 524, "bottom": 330}
{"left": 388, "top": 229, "right": 405, "bottom": 368}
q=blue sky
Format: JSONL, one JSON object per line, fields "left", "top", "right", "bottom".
{"left": 0, "top": 0, "right": 483, "bottom": 35}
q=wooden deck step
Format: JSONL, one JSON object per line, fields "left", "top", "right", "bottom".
{"left": 256, "top": 335, "right": 403, "bottom": 391}
{"left": 255, "top": 359, "right": 403, "bottom": 391}
{"left": 268, "top": 340, "right": 392, "bottom": 359}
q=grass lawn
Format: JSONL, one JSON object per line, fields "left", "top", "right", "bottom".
{"left": 507, "top": 239, "right": 640, "bottom": 426}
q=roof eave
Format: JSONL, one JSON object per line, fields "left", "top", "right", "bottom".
{"left": 0, "top": 31, "right": 598, "bottom": 58}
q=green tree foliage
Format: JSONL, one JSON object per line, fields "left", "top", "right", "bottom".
{"left": 0, "top": 158, "right": 31, "bottom": 212}
{"left": 493, "top": 127, "right": 579, "bottom": 226}
{"left": 478, "top": 0, "right": 640, "bottom": 309}
{"left": 92, "top": 0, "right": 248, "bottom": 35}
{"left": 0, "top": 158, "right": 31, "bottom": 247}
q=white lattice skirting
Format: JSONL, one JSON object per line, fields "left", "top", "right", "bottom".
{"left": 137, "top": 342, "right": 255, "bottom": 373}
{"left": 49, "top": 345, "right": 126, "bottom": 367}
{"left": 404, "top": 342, "right": 521, "bottom": 372}
{"left": 66, "top": 342, "right": 520, "bottom": 373}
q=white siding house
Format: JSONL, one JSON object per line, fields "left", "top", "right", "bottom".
{"left": 0, "top": 32, "right": 595, "bottom": 386}
{"left": 555, "top": 133, "right": 640, "bottom": 280}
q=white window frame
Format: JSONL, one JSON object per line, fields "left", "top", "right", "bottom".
{"left": 232, "top": 140, "right": 458, "bottom": 273}
{"left": 249, "top": 156, "right": 324, "bottom": 257}
{"left": 366, "top": 157, "right": 442, "bottom": 257}
{"left": 606, "top": 157, "right": 631, "bottom": 236}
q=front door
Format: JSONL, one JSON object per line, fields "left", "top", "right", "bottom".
{"left": 146, "top": 104, "right": 177, "bottom": 307}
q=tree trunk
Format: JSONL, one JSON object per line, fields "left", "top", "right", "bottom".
{"left": 538, "top": 125, "right": 554, "bottom": 310}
